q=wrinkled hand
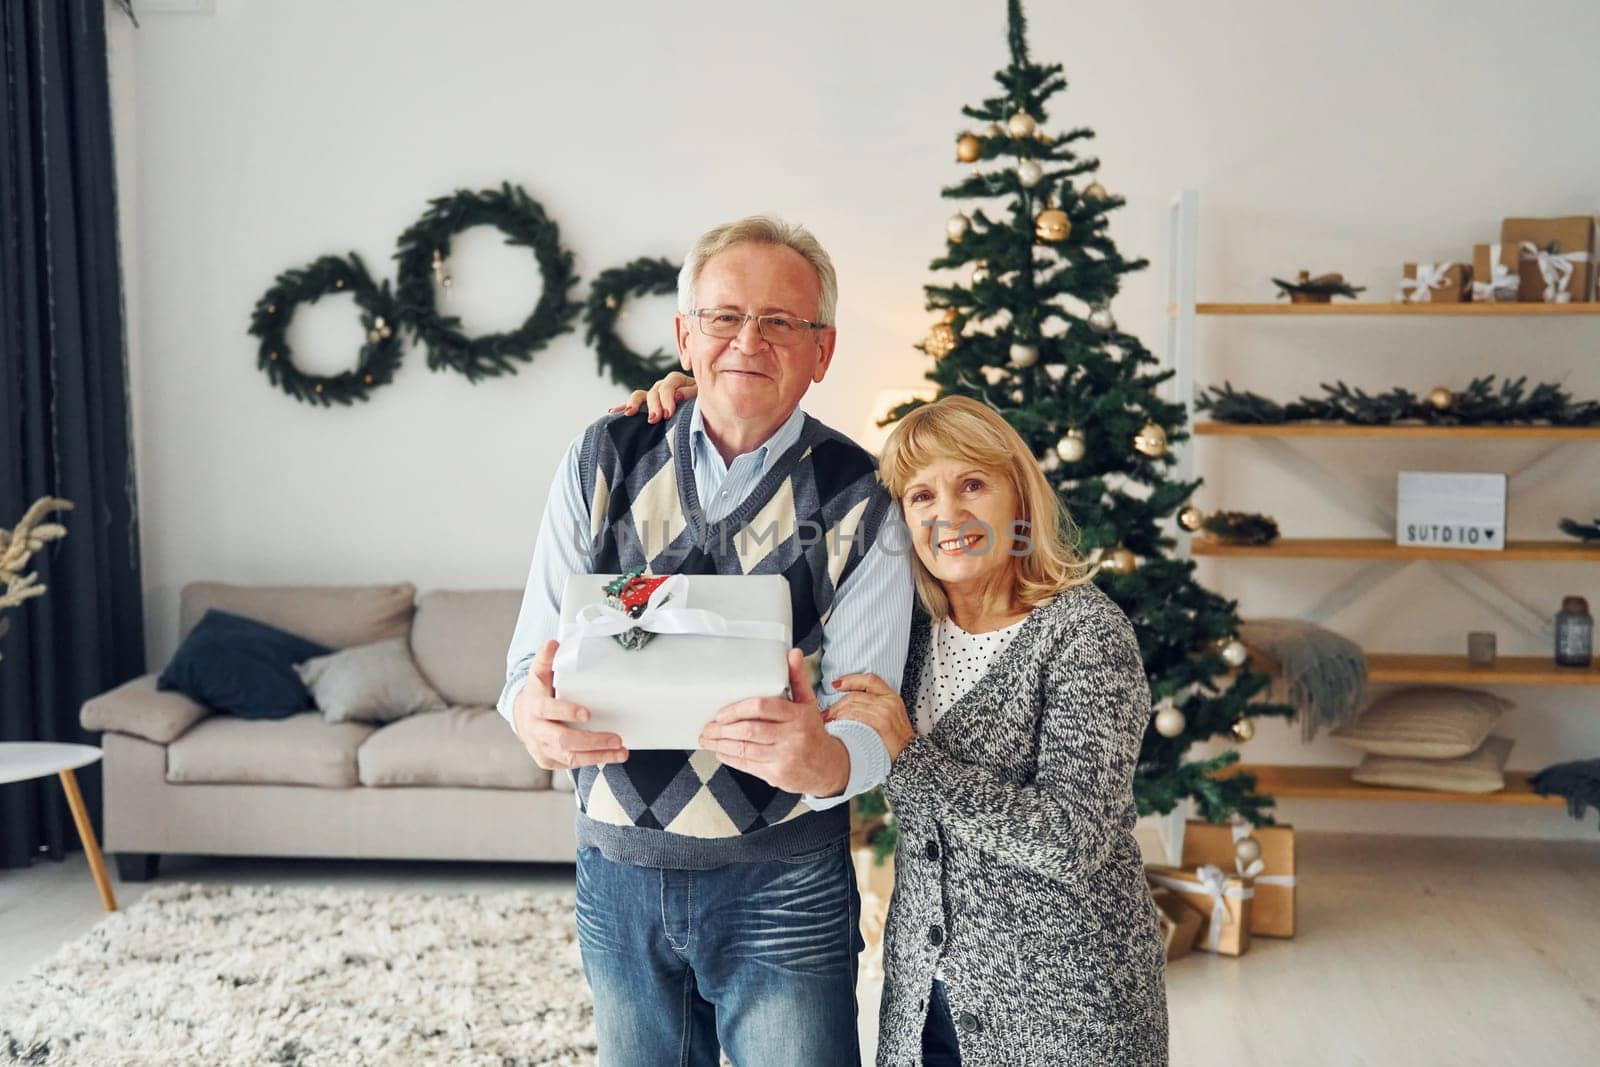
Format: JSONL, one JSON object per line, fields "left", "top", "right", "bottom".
{"left": 606, "top": 370, "right": 697, "bottom": 422}
{"left": 699, "top": 648, "right": 849, "bottom": 796}
{"left": 512, "top": 640, "right": 629, "bottom": 771}
{"left": 824, "top": 673, "right": 915, "bottom": 761}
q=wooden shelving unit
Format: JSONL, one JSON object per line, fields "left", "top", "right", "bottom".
{"left": 1364, "top": 653, "right": 1600, "bottom": 687}
{"left": 1191, "top": 538, "right": 1600, "bottom": 563}
{"left": 1195, "top": 423, "right": 1600, "bottom": 441}
{"left": 1184, "top": 302, "right": 1600, "bottom": 317}
{"left": 1163, "top": 189, "right": 1597, "bottom": 810}
{"left": 1228, "top": 764, "right": 1561, "bottom": 806}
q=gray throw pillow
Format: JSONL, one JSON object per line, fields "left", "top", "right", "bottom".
{"left": 294, "top": 638, "right": 447, "bottom": 725}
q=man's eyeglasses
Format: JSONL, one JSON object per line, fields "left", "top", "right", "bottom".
{"left": 689, "top": 308, "right": 827, "bottom": 347}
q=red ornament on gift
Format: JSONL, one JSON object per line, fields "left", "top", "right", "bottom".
{"left": 603, "top": 567, "right": 673, "bottom": 650}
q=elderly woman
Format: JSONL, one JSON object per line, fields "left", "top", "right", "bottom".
{"left": 614, "top": 384, "right": 1167, "bottom": 1066}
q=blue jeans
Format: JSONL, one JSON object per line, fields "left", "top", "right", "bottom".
{"left": 575, "top": 839, "right": 863, "bottom": 1067}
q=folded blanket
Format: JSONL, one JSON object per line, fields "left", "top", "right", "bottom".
{"left": 1530, "top": 759, "right": 1600, "bottom": 829}
{"left": 1236, "top": 618, "right": 1368, "bottom": 742}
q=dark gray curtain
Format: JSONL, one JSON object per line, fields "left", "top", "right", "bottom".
{"left": 0, "top": 0, "right": 145, "bottom": 867}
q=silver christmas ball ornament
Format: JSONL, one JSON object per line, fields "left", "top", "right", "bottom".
{"left": 1221, "top": 639, "right": 1249, "bottom": 668}
{"left": 946, "top": 213, "right": 971, "bottom": 241}
{"left": 1017, "top": 160, "right": 1043, "bottom": 188}
{"left": 1054, "top": 429, "right": 1086, "bottom": 463}
{"left": 1087, "top": 306, "right": 1116, "bottom": 334}
{"left": 1154, "top": 704, "right": 1187, "bottom": 738}
{"left": 1007, "top": 110, "right": 1037, "bottom": 137}
{"left": 1009, "top": 343, "right": 1039, "bottom": 367}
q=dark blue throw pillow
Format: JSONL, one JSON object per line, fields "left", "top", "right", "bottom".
{"left": 157, "top": 609, "right": 332, "bottom": 720}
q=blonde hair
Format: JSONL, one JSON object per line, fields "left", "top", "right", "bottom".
{"left": 878, "top": 395, "right": 1091, "bottom": 620}
{"left": 678, "top": 215, "right": 838, "bottom": 325}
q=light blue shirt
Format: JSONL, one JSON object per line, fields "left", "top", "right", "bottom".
{"left": 498, "top": 403, "right": 914, "bottom": 810}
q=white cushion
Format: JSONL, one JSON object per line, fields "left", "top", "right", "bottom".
{"left": 296, "top": 638, "right": 447, "bottom": 725}
{"left": 1330, "top": 686, "right": 1510, "bottom": 759}
{"left": 1351, "top": 735, "right": 1514, "bottom": 794}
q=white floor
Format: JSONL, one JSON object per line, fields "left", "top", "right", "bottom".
{"left": 2, "top": 832, "right": 1597, "bottom": 1066}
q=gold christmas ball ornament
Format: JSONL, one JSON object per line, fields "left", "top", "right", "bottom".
{"left": 1087, "top": 306, "right": 1116, "bottom": 333}
{"left": 367, "top": 329, "right": 382, "bottom": 344}
{"left": 1009, "top": 343, "right": 1039, "bottom": 367}
{"left": 1178, "top": 505, "right": 1206, "bottom": 531}
{"left": 946, "top": 213, "right": 971, "bottom": 242}
{"left": 1084, "top": 181, "right": 1109, "bottom": 200}
{"left": 923, "top": 322, "right": 958, "bottom": 359}
{"left": 1100, "top": 547, "right": 1137, "bottom": 574}
{"left": 1010, "top": 388, "right": 1025, "bottom": 404}
{"left": 1034, "top": 208, "right": 1071, "bottom": 242}
{"left": 1234, "top": 834, "right": 1263, "bottom": 865}
{"left": 1427, "top": 386, "right": 1455, "bottom": 410}
{"left": 1034, "top": 129, "right": 1053, "bottom": 145}
{"left": 1017, "top": 160, "right": 1044, "bottom": 188}
{"left": 363, "top": 374, "right": 374, "bottom": 384}
{"left": 1220, "top": 639, "right": 1249, "bottom": 668}
{"left": 981, "top": 121, "right": 1003, "bottom": 138}
{"left": 1231, "top": 717, "right": 1257, "bottom": 743}
{"left": 1133, "top": 422, "right": 1169, "bottom": 458}
{"left": 1007, "top": 110, "right": 1036, "bottom": 137}
{"left": 955, "top": 132, "right": 981, "bottom": 163}
{"left": 266, "top": 303, "right": 277, "bottom": 314}
{"left": 604, "top": 294, "right": 619, "bottom": 309}
{"left": 1154, "top": 704, "right": 1187, "bottom": 738}
{"left": 1055, "top": 428, "right": 1086, "bottom": 463}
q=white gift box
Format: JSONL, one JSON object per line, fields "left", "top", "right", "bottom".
{"left": 552, "top": 572, "right": 793, "bottom": 751}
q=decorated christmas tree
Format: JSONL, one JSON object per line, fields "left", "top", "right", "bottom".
{"left": 860, "top": 0, "right": 1292, "bottom": 849}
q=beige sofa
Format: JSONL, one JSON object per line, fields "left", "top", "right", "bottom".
{"left": 78, "top": 582, "right": 574, "bottom": 882}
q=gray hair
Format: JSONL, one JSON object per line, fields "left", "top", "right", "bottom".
{"left": 677, "top": 215, "right": 838, "bottom": 326}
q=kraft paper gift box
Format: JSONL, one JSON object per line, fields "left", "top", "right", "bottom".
{"left": 552, "top": 572, "right": 793, "bottom": 751}
{"left": 1181, "top": 820, "right": 1297, "bottom": 938}
{"left": 1398, "top": 262, "right": 1471, "bottom": 303}
{"left": 1471, "top": 244, "right": 1520, "bottom": 302}
{"left": 1144, "top": 864, "right": 1253, "bottom": 957}
{"left": 1151, "top": 887, "right": 1204, "bottom": 962}
{"left": 1498, "top": 216, "right": 1597, "bottom": 303}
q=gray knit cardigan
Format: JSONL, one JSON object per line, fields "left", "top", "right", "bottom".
{"left": 876, "top": 581, "right": 1169, "bottom": 1066}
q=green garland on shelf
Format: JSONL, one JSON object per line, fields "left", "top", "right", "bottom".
{"left": 1198, "top": 376, "right": 1600, "bottom": 426}
{"left": 1200, "top": 511, "right": 1280, "bottom": 546}
{"left": 1559, "top": 518, "right": 1600, "bottom": 543}
{"left": 583, "top": 257, "right": 683, "bottom": 392}
{"left": 393, "top": 183, "right": 580, "bottom": 382}
{"left": 248, "top": 253, "right": 403, "bottom": 406}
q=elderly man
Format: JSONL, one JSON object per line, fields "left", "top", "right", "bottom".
{"left": 498, "top": 216, "right": 913, "bottom": 1066}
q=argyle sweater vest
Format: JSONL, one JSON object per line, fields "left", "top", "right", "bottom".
{"left": 569, "top": 400, "right": 893, "bottom": 868}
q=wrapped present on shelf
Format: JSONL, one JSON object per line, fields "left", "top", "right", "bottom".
{"left": 1151, "top": 886, "right": 1204, "bottom": 962}
{"left": 1498, "top": 216, "right": 1597, "bottom": 303}
{"left": 1397, "top": 262, "right": 1472, "bottom": 304}
{"left": 1145, "top": 863, "right": 1253, "bottom": 957}
{"left": 1181, "top": 819, "right": 1297, "bottom": 938}
{"left": 1471, "top": 244, "right": 1520, "bottom": 302}
{"left": 552, "top": 570, "right": 793, "bottom": 751}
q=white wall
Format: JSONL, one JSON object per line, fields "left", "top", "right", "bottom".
{"left": 110, "top": 0, "right": 1600, "bottom": 838}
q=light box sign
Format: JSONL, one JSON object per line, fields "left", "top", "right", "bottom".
{"left": 1396, "top": 472, "right": 1506, "bottom": 550}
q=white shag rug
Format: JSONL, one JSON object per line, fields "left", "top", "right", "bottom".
{"left": 0, "top": 882, "right": 597, "bottom": 1066}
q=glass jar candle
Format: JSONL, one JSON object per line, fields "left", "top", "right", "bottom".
{"left": 1555, "top": 596, "right": 1593, "bottom": 668}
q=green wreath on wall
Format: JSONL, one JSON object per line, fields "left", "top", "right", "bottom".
{"left": 394, "top": 182, "right": 581, "bottom": 382}
{"left": 248, "top": 253, "right": 403, "bottom": 406}
{"left": 583, "top": 256, "right": 684, "bottom": 392}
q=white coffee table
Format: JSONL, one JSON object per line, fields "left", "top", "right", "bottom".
{"left": 0, "top": 742, "right": 117, "bottom": 911}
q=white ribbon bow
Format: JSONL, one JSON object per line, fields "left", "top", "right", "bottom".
{"left": 1396, "top": 262, "right": 1452, "bottom": 303}
{"left": 1227, "top": 821, "right": 1296, "bottom": 890}
{"left": 1471, "top": 243, "right": 1519, "bottom": 302}
{"left": 1147, "top": 865, "right": 1254, "bottom": 953}
{"left": 552, "top": 574, "right": 790, "bottom": 679}
{"left": 1519, "top": 241, "right": 1591, "bottom": 303}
